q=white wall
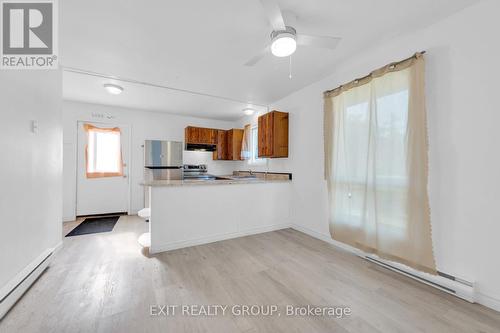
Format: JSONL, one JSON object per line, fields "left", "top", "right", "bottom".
{"left": 240, "top": 0, "right": 500, "bottom": 310}
{"left": 63, "top": 101, "right": 240, "bottom": 220}
{"left": 0, "top": 71, "right": 63, "bottom": 290}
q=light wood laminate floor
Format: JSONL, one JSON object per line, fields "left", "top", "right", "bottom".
{"left": 1, "top": 215, "right": 499, "bottom": 332}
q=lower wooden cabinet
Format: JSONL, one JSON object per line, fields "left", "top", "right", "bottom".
{"left": 258, "top": 110, "right": 288, "bottom": 158}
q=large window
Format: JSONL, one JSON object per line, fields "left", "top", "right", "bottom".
{"left": 324, "top": 53, "right": 436, "bottom": 273}
{"left": 337, "top": 88, "right": 409, "bottom": 232}
{"left": 84, "top": 124, "right": 123, "bottom": 178}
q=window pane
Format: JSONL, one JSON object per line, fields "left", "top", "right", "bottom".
{"left": 375, "top": 90, "right": 409, "bottom": 229}
{"left": 344, "top": 101, "right": 369, "bottom": 184}
{"left": 251, "top": 127, "right": 258, "bottom": 161}
{"left": 333, "top": 77, "right": 410, "bottom": 232}
{"left": 87, "top": 131, "right": 97, "bottom": 172}
{"left": 375, "top": 90, "right": 409, "bottom": 186}
{"left": 86, "top": 128, "right": 122, "bottom": 176}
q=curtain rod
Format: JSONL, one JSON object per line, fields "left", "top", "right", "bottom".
{"left": 62, "top": 66, "right": 268, "bottom": 108}
{"left": 323, "top": 50, "right": 426, "bottom": 96}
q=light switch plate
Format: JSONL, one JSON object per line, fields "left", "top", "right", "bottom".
{"left": 31, "top": 120, "right": 38, "bottom": 134}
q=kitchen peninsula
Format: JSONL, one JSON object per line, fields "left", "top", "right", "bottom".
{"left": 143, "top": 173, "right": 292, "bottom": 254}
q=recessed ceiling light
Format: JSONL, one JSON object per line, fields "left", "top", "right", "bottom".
{"left": 243, "top": 108, "right": 255, "bottom": 116}
{"left": 103, "top": 83, "right": 124, "bottom": 95}
{"left": 271, "top": 31, "right": 297, "bottom": 57}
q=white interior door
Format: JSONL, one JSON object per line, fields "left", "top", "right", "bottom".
{"left": 76, "top": 121, "right": 130, "bottom": 216}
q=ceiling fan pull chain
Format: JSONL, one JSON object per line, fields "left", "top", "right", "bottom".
{"left": 289, "top": 55, "right": 292, "bottom": 79}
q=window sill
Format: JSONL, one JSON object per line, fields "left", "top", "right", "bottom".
{"left": 248, "top": 160, "right": 267, "bottom": 166}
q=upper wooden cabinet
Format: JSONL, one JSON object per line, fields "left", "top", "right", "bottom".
{"left": 185, "top": 126, "right": 217, "bottom": 145}
{"left": 185, "top": 126, "right": 243, "bottom": 160}
{"left": 258, "top": 110, "right": 289, "bottom": 158}
{"left": 226, "top": 129, "right": 244, "bottom": 161}
{"left": 213, "top": 130, "right": 228, "bottom": 160}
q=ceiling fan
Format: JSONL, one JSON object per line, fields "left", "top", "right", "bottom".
{"left": 245, "top": 0, "right": 341, "bottom": 66}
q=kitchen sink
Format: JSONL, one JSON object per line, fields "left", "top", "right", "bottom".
{"left": 212, "top": 175, "right": 258, "bottom": 180}
{"left": 229, "top": 175, "right": 258, "bottom": 180}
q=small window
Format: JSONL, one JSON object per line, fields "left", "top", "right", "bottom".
{"left": 84, "top": 124, "right": 123, "bottom": 178}
{"left": 249, "top": 126, "right": 264, "bottom": 164}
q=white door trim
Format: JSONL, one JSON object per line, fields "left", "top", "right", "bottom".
{"left": 75, "top": 120, "right": 132, "bottom": 216}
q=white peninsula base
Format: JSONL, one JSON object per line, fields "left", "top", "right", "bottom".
{"left": 148, "top": 181, "right": 292, "bottom": 254}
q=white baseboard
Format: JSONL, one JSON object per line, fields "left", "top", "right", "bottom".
{"left": 290, "top": 224, "right": 500, "bottom": 313}
{"left": 290, "top": 223, "right": 364, "bottom": 255}
{"left": 0, "top": 243, "right": 60, "bottom": 319}
{"left": 151, "top": 223, "right": 290, "bottom": 254}
{"left": 476, "top": 292, "right": 500, "bottom": 312}
{"left": 53, "top": 241, "right": 63, "bottom": 254}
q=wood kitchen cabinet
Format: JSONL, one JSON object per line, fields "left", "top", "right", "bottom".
{"left": 185, "top": 126, "right": 243, "bottom": 160}
{"left": 212, "top": 129, "right": 243, "bottom": 160}
{"left": 226, "top": 129, "right": 244, "bottom": 160}
{"left": 258, "top": 110, "right": 288, "bottom": 158}
{"left": 213, "top": 130, "right": 228, "bottom": 160}
{"left": 185, "top": 126, "right": 216, "bottom": 144}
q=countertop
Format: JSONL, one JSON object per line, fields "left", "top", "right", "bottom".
{"left": 142, "top": 176, "right": 292, "bottom": 187}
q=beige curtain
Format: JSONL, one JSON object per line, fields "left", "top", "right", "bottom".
{"left": 324, "top": 54, "right": 436, "bottom": 274}
{"left": 240, "top": 124, "right": 251, "bottom": 160}
{"left": 84, "top": 124, "right": 124, "bottom": 178}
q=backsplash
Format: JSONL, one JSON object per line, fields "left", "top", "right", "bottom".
{"left": 183, "top": 150, "right": 240, "bottom": 175}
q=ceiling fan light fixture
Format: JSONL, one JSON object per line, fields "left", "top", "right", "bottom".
{"left": 103, "top": 83, "right": 124, "bottom": 95}
{"left": 271, "top": 32, "right": 297, "bottom": 57}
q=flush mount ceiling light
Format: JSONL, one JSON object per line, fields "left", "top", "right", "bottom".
{"left": 270, "top": 28, "right": 297, "bottom": 57}
{"left": 243, "top": 107, "right": 255, "bottom": 116}
{"left": 103, "top": 83, "right": 124, "bottom": 95}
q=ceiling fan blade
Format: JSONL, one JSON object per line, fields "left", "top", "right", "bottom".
{"left": 297, "top": 34, "right": 341, "bottom": 50}
{"left": 259, "top": 0, "right": 286, "bottom": 31}
{"left": 244, "top": 46, "right": 270, "bottom": 66}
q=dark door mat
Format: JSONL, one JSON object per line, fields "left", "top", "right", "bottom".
{"left": 66, "top": 216, "right": 119, "bottom": 237}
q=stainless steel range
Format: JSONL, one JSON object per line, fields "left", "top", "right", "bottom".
{"left": 183, "top": 164, "right": 218, "bottom": 180}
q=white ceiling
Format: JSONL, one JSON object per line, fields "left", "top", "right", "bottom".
{"left": 63, "top": 70, "right": 268, "bottom": 120}
{"left": 62, "top": 0, "right": 478, "bottom": 121}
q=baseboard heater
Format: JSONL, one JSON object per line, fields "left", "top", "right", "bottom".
{"left": 0, "top": 248, "right": 56, "bottom": 319}
{"left": 363, "top": 254, "right": 475, "bottom": 303}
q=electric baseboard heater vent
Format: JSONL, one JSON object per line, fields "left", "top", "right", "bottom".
{"left": 0, "top": 248, "right": 55, "bottom": 319}
{"left": 363, "top": 255, "right": 475, "bottom": 303}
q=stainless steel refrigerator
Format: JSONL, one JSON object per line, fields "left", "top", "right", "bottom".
{"left": 144, "top": 140, "right": 183, "bottom": 180}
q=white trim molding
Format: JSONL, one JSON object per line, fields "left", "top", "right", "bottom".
{"left": 63, "top": 215, "right": 76, "bottom": 223}
{"left": 476, "top": 292, "right": 500, "bottom": 312}
{"left": 151, "top": 224, "right": 290, "bottom": 254}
